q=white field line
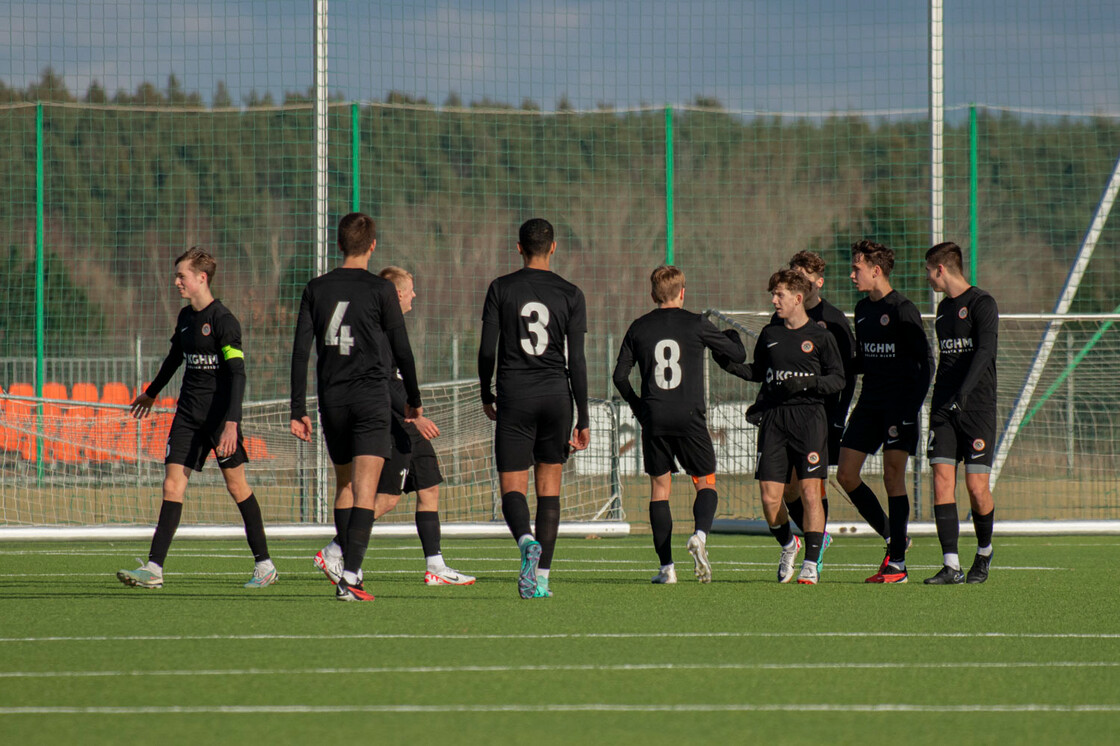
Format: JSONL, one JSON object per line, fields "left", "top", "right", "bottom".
{"left": 4, "top": 631, "right": 1120, "bottom": 644}
{"left": 1, "top": 661, "right": 1118, "bottom": 680}
{"left": 1, "top": 703, "right": 1119, "bottom": 715}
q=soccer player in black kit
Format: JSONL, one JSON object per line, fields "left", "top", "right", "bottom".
{"left": 290, "top": 213, "right": 423, "bottom": 601}
{"left": 117, "top": 248, "right": 276, "bottom": 590}
{"left": 313, "top": 266, "right": 475, "bottom": 587}
{"left": 923, "top": 241, "right": 998, "bottom": 585}
{"left": 769, "top": 251, "right": 857, "bottom": 570}
{"left": 478, "top": 218, "right": 590, "bottom": 599}
{"left": 715, "top": 269, "right": 844, "bottom": 584}
{"left": 613, "top": 266, "right": 745, "bottom": 584}
{"left": 838, "top": 240, "right": 932, "bottom": 583}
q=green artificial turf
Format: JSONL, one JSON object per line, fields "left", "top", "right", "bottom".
{"left": 1, "top": 535, "right": 1118, "bottom": 745}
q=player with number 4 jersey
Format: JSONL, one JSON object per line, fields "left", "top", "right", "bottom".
{"left": 478, "top": 218, "right": 590, "bottom": 599}
{"left": 613, "top": 265, "right": 745, "bottom": 585}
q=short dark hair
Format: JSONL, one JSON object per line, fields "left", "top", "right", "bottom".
{"left": 175, "top": 247, "right": 216, "bottom": 283}
{"left": 788, "top": 250, "right": 826, "bottom": 275}
{"left": 338, "top": 212, "right": 377, "bottom": 257}
{"left": 768, "top": 268, "right": 812, "bottom": 297}
{"left": 650, "top": 265, "right": 685, "bottom": 304}
{"left": 851, "top": 239, "right": 895, "bottom": 277}
{"left": 518, "top": 218, "right": 554, "bottom": 258}
{"left": 926, "top": 241, "right": 964, "bottom": 274}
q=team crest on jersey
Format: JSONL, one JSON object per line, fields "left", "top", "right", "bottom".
{"left": 880, "top": 314, "right": 890, "bottom": 326}
{"left": 817, "top": 320, "right": 827, "bottom": 329}
{"left": 888, "top": 425, "right": 899, "bottom": 438}
{"left": 958, "top": 307, "right": 968, "bottom": 320}
{"left": 807, "top": 451, "right": 821, "bottom": 465}
{"left": 800, "top": 340, "right": 814, "bottom": 353}
{"left": 972, "top": 438, "right": 986, "bottom": 452}
{"left": 201, "top": 322, "right": 212, "bottom": 336}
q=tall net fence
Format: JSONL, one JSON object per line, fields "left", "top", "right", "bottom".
{"left": 1, "top": 1, "right": 1119, "bottom": 528}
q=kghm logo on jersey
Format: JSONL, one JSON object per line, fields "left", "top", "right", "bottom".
{"left": 807, "top": 451, "right": 821, "bottom": 465}
{"left": 972, "top": 438, "right": 986, "bottom": 452}
{"left": 958, "top": 307, "right": 968, "bottom": 320}
{"left": 801, "top": 340, "right": 814, "bottom": 353}
{"left": 201, "top": 322, "right": 212, "bottom": 336}
{"left": 880, "top": 314, "right": 890, "bottom": 326}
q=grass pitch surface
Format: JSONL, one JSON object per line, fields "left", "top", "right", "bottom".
{"left": 1, "top": 534, "right": 1117, "bottom": 745}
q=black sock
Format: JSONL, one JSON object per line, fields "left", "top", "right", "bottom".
{"left": 148, "top": 500, "right": 183, "bottom": 567}
{"left": 934, "top": 503, "right": 960, "bottom": 557}
{"left": 887, "top": 495, "right": 910, "bottom": 563}
{"left": 821, "top": 497, "right": 830, "bottom": 525}
{"left": 692, "top": 488, "right": 718, "bottom": 535}
{"left": 650, "top": 501, "right": 674, "bottom": 566}
{"left": 847, "top": 481, "right": 889, "bottom": 539}
{"left": 803, "top": 531, "right": 824, "bottom": 564}
{"left": 333, "top": 507, "right": 352, "bottom": 551}
{"left": 236, "top": 494, "right": 270, "bottom": 562}
{"left": 535, "top": 496, "right": 560, "bottom": 570}
{"left": 416, "top": 510, "right": 441, "bottom": 557}
{"left": 785, "top": 498, "right": 805, "bottom": 532}
{"left": 972, "top": 508, "right": 994, "bottom": 550}
{"left": 501, "top": 492, "right": 532, "bottom": 541}
{"left": 769, "top": 520, "right": 793, "bottom": 547}
{"left": 343, "top": 507, "right": 375, "bottom": 576}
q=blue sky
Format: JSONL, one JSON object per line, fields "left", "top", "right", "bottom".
{"left": 2, "top": 0, "right": 1118, "bottom": 114}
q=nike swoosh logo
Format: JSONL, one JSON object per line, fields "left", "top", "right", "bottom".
{"left": 180, "top": 327, "right": 189, "bottom": 333}
{"left": 969, "top": 453, "right": 984, "bottom": 459}
{"left": 902, "top": 420, "right": 914, "bottom": 426}
{"left": 807, "top": 465, "right": 822, "bottom": 472}
{"left": 936, "top": 316, "right": 944, "bottom": 322}
{"left": 767, "top": 342, "right": 779, "bottom": 348}
{"left": 856, "top": 318, "right": 866, "bottom": 324}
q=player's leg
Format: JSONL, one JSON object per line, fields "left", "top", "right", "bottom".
{"left": 870, "top": 449, "right": 912, "bottom": 582}
{"left": 493, "top": 396, "right": 543, "bottom": 598}
{"left": 836, "top": 407, "right": 889, "bottom": 541}
{"left": 334, "top": 396, "right": 390, "bottom": 600}
{"left": 532, "top": 462, "right": 564, "bottom": 597}
{"left": 679, "top": 434, "right": 718, "bottom": 584}
{"left": 783, "top": 476, "right": 804, "bottom": 532}
{"left": 791, "top": 407, "right": 829, "bottom": 584}
{"left": 961, "top": 411, "right": 996, "bottom": 583}
{"left": 413, "top": 485, "right": 473, "bottom": 586}
{"left": 312, "top": 462, "right": 351, "bottom": 585}
{"left": 648, "top": 472, "right": 676, "bottom": 584}
{"left": 220, "top": 463, "right": 277, "bottom": 588}
{"left": 117, "top": 463, "right": 191, "bottom": 589}
{"left": 757, "top": 413, "right": 800, "bottom": 583}
{"left": 925, "top": 418, "right": 965, "bottom": 585}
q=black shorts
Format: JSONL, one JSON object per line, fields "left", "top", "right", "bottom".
{"left": 755, "top": 405, "right": 829, "bottom": 483}
{"left": 641, "top": 430, "right": 716, "bottom": 477}
{"left": 494, "top": 395, "right": 573, "bottom": 473}
{"left": 927, "top": 408, "right": 997, "bottom": 472}
{"left": 377, "top": 419, "right": 445, "bottom": 496}
{"left": 319, "top": 387, "right": 392, "bottom": 464}
{"left": 165, "top": 413, "right": 248, "bottom": 472}
{"left": 826, "top": 419, "right": 845, "bottom": 466}
{"left": 841, "top": 405, "right": 921, "bottom": 456}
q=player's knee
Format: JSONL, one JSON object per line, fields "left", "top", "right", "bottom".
{"left": 836, "top": 466, "right": 860, "bottom": 492}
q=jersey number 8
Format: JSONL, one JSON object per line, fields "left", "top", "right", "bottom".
{"left": 327, "top": 301, "right": 355, "bottom": 356}
{"left": 654, "top": 339, "right": 682, "bottom": 390}
{"left": 520, "top": 302, "right": 550, "bottom": 356}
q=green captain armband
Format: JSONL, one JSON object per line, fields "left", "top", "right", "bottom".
{"left": 221, "top": 344, "right": 245, "bottom": 361}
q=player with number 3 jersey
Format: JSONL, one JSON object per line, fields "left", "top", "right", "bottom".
{"left": 478, "top": 218, "right": 590, "bottom": 599}
{"left": 613, "top": 265, "right": 745, "bottom": 585}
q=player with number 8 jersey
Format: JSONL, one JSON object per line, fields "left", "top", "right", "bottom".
{"left": 478, "top": 218, "right": 590, "bottom": 599}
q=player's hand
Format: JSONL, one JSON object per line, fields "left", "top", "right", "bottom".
{"left": 721, "top": 328, "right": 741, "bottom": 344}
{"left": 290, "top": 416, "right": 313, "bottom": 442}
{"left": 483, "top": 402, "right": 498, "bottom": 421}
{"left": 129, "top": 393, "right": 155, "bottom": 419}
{"left": 628, "top": 400, "right": 650, "bottom": 426}
{"left": 776, "top": 373, "right": 817, "bottom": 397}
{"left": 405, "top": 404, "right": 423, "bottom": 421}
{"left": 569, "top": 427, "right": 590, "bottom": 451}
{"left": 216, "top": 421, "right": 239, "bottom": 458}
{"left": 411, "top": 415, "right": 440, "bottom": 440}
{"left": 711, "top": 349, "right": 732, "bottom": 369}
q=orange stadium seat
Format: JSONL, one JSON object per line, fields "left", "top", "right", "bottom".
{"left": 6, "top": 383, "right": 37, "bottom": 459}
{"left": 245, "top": 436, "right": 271, "bottom": 460}
{"left": 99, "top": 382, "right": 137, "bottom": 461}
{"left": 71, "top": 382, "right": 99, "bottom": 403}
{"left": 39, "top": 383, "right": 69, "bottom": 461}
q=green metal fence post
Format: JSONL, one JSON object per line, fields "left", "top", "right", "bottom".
{"left": 969, "top": 104, "right": 978, "bottom": 284}
{"left": 664, "top": 105, "right": 674, "bottom": 266}
{"left": 35, "top": 102, "right": 45, "bottom": 475}
{"left": 351, "top": 102, "right": 360, "bottom": 212}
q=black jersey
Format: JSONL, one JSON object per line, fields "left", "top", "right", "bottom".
{"left": 932, "top": 286, "right": 999, "bottom": 412}
{"left": 770, "top": 297, "right": 856, "bottom": 426}
{"left": 613, "top": 307, "right": 746, "bottom": 435}
{"left": 723, "top": 320, "right": 845, "bottom": 412}
{"left": 852, "top": 290, "right": 932, "bottom": 412}
{"left": 146, "top": 299, "right": 246, "bottom": 426}
{"left": 290, "top": 267, "right": 421, "bottom": 419}
{"left": 478, "top": 266, "right": 589, "bottom": 428}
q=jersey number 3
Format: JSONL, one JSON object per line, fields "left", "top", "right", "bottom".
{"left": 327, "top": 301, "right": 354, "bottom": 356}
{"left": 654, "top": 339, "right": 682, "bottom": 390}
{"left": 520, "top": 302, "right": 550, "bottom": 356}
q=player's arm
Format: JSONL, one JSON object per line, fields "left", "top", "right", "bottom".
{"left": 952, "top": 294, "right": 999, "bottom": 410}
{"left": 380, "top": 285, "right": 423, "bottom": 418}
{"left": 814, "top": 334, "right": 846, "bottom": 395}
{"left": 900, "top": 302, "right": 933, "bottom": 413}
{"left": 610, "top": 330, "right": 643, "bottom": 414}
{"left": 132, "top": 332, "right": 183, "bottom": 418}
{"left": 717, "top": 331, "right": 764, "bottom": 382}
{"left": 835, "top": 312, "right": 858, "bottom": 420}
{"left": 477, "top": 281, "right": 500, "bottom": 421}
{"left": 289, "top": 289, "right": 315, "bottom": 442}
{"left": 700, "top": 319, "right": 747, "bottom": 363}
{"left": 566, "top": 291, "right": 590, "bottom": 450}
{"left": 215, "top": 313, "right": 247, "bottom": 457}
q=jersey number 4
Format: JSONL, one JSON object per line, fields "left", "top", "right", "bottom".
{"left": 654, "top": 339, "right": 682, "bottom": 390}
{"left": 520, "top": 302, "right": 550, "bottom": 356}
{"left": 327, "top": 302, "right": 355, "bottom": 356}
